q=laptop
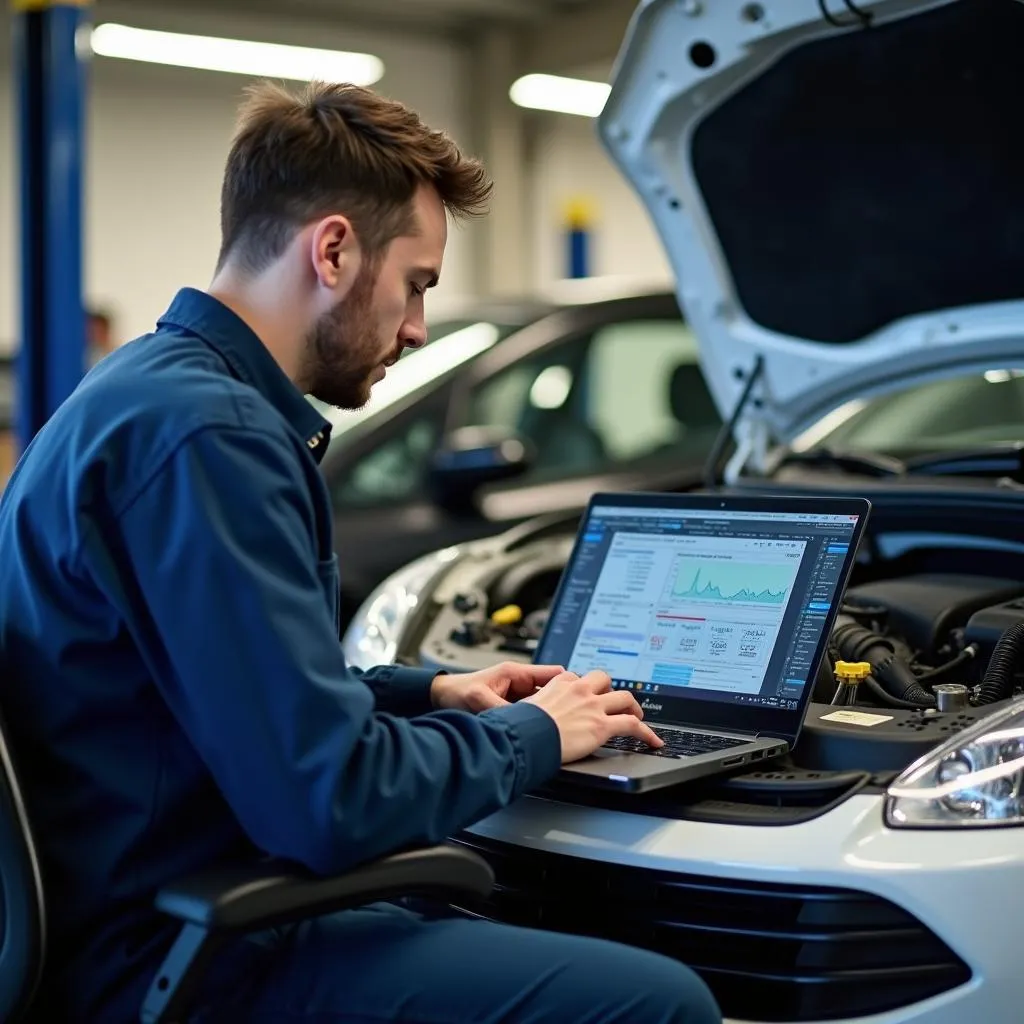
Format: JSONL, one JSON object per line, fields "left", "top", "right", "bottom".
{"left": 534, "top": 491, "right": 871, "bottom": 793}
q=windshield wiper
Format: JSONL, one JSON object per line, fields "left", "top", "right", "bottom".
{"left": 777, "top": 446, "right": 906, "bottom": 478}
{"left": 903, "top": 444, "right": 1024, "bottom": 479}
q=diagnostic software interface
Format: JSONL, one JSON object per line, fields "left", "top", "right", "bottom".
{"left": 537, "top": 505, "right": 860, "bottom": 711}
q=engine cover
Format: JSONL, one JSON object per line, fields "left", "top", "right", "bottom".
{"left": 843, "top": 573, "right": 1024, "bottom": 654}
{"left": 795, "top": 700, "right": 1015, "bottom": 773}
{"left": 965, "top": 595, "right": 1024, "bottom": 666}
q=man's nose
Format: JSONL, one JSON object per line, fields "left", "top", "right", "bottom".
{"left": 400, "top": 321, "right": 428, "bottom": 350}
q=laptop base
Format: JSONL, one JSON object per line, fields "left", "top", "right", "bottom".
{"left": 559, "top": 735, "right": 789, "bottom": 793}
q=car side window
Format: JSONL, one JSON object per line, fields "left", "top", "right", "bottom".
{"left": 462, "top": 318, "right": 719, "bottom": 483}
{"left": 585, "top": 319, "right": 719, "bottom": 462}
{"left": 330, "top": 415, "right": 442, "bottom": 508}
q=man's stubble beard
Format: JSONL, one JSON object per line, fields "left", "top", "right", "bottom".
{"left": 303, "top": 256, "right": 385, "bottom": 411}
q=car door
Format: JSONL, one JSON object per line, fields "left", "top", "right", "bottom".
{"left": 324, "top": 294, "right": 722, "bottom": 619}
{"left": 324, "top": 374, "right": 550, "bottom": 621}
{"left": 323, "top": 381, "right": 472, "bottom": 620}
{"left": 321, "top": 316, "right": 535, "bottom": 617}
{"left": 446, "top": 293, "right": 722, "bottom": 525}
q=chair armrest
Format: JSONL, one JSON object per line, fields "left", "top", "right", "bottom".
{"left": 154, "top": 843, "right": 495, "bottom": 932}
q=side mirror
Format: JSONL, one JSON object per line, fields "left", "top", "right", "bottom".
{"left": 428, "top": 426, "right": 533, "bottom": 511}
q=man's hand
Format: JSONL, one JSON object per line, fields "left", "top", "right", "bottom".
{"left": 430, "top": 661, "right": 568, "bottom": 713}
{"left": 521, "top": 670, "right": 664, "bottom": 762}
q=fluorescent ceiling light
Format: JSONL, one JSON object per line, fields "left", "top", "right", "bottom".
{"left": 89, "top": 23, "right": 384, "bottom": 86}
{"left": 509, "top": 73, "right": 610, "bottom": 117}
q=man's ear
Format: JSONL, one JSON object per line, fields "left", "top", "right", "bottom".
{"left": 310, "top": 215, "right": 361, "bottom": 296}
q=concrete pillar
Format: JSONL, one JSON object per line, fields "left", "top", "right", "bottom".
{"left": 466, "top": 26, "right": 529, "bottom": 298}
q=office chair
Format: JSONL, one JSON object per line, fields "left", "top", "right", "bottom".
{"left": 0, "top": 702, "right": 495, "bottom": 1024}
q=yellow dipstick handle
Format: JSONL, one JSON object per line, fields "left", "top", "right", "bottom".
{"left": 490, "top": 605, "right": 523, "bottom": 627}
{"left": 834, "top": 660, "right": 872, "bottom": 684}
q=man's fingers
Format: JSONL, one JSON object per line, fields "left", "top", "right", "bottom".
{"left": 600, "top": 689, "right": 645, "bottom": 717}
{"left": 471, "top": 685, "right": 508, "bottom": 711}
{"left": 608, "top": 715, "right": 664, "bottom": 748}
{"left": 493, "top": 663, "right": 569, "bottom": 701}
{"left": 522, "top": 663, "right": 567, "bottom": 686}
{"left": 580, "top": 670, "right": 613, "bottom": 694}
{"left": 545, "top": 670, "right": 580, "bottom": 687}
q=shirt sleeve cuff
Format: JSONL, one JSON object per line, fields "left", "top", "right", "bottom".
{"left": 361, "top": 664, "right": 438, "bottom": 717}
{"left": 480, "top": 701, "right": 561, "bottom": 796}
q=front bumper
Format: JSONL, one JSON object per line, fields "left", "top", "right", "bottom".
{"left": 460, "top": 792, "right": 1023, "bottom": 1023}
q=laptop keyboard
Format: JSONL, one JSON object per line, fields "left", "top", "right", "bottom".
{"left": 603, "top": 727, "right": 746, "bottom": 760}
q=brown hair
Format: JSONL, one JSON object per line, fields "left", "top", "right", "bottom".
{"left": 216, "top": 79, "right": 492, "bottom": 276}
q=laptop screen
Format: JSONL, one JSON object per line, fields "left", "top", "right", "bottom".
{"left": 535, "top": 493, "right": 868, "bottom": 741}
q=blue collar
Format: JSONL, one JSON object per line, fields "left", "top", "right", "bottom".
{"left": 157, "top": 288, "right": 332, "bottom": 463}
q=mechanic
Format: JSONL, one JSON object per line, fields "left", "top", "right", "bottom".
{"left": 0, "top": 81, "right": 721, "bottom": 1024}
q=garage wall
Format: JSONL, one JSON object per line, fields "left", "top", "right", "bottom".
{"left": 528, "top": 112, "right": 673, "bottom": 290}
{"left": 0, "top": 4, "right": 477, "bottom": 352}
{"left": 0, "top": 6, "right": 676, "bottom": 358}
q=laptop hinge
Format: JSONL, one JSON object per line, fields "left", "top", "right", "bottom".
{"left": 757, "top": 729, "right": 795, "bottom": 744}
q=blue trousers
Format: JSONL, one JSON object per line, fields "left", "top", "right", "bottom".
{"left": 188, "top": 902, "right": 722, "bottom": 1024}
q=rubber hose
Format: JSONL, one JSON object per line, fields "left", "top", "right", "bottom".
{"left": 832, "top": 615, "right": 936, "bottom": 708}
{"left": 864, "top": 674, "right": 932, "bottom": 710}
{"left": 976, "top": 622, "right": 1024, "bottom": 705}
{"left": 831, "top": 614, "right": 890, "bottom": 663}
{"left": 915, "top": 644, "right": 977, "bottom": 683}
{"left": 873, "top": 652, "right": 937, "bottom": 708}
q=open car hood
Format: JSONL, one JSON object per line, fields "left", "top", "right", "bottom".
{"left": 599, "top": 0, "right": 1024, "bottom": 472}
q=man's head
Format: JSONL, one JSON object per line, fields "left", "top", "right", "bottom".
{"left": 214, "top": 80, "right": 492, "bottom": 409}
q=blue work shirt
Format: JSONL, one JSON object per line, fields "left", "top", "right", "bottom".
{"left": 0, "top": 288, "right": 561, "bottom": 1021}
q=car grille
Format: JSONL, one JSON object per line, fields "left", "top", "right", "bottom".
{"left": 452, "top": 835, "right": 971, "bottom": 1022}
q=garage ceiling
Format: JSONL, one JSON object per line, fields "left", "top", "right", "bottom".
{"left": 107, "top": 0, "right": 632, "bottom": 77}
{"left": 123, "top": 0, "right": 601, "bottom": 36}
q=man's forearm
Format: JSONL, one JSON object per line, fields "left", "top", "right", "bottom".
{"left": 296, "top": 701, "right": 560, "bottom": 874}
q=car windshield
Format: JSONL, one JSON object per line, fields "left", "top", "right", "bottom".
{"left": 309, "top": 318, "right": 525, "bottom": 441}
{"left": 797, "top": 368, "right": 1024, "bottom": 454}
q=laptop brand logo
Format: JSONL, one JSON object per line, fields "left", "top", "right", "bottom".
{"left": 640, "top": 699, "right": 663, "bottom": 713}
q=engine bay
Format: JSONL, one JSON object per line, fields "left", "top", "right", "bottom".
{"left": 406, "top": 519, "right": 1024, "bottom": 797}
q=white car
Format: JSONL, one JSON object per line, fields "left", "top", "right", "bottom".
{"left": 342, "top": 2, "right": 1024, "bottom": 1021}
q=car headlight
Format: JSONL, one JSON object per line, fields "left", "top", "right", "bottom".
{"left": 885, "top": 695, "right": 1024, "bottom": 828}
{"left": 341, "top": 547, "right": 461, "bottom": 669}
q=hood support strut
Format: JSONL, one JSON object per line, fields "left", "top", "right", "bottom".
{"left": 703, "top": 354, "right": 765, "bottom": 489}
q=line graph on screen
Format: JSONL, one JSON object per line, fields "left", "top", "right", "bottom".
{"left": 670, "top": 559, "right": 795, "bottom": 606}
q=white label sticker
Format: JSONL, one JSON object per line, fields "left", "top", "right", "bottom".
{"left": 820, "top": 710, "right": 894, "bottom": 727}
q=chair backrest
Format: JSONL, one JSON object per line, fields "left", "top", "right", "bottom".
{"left": 0, "top": 701, "right": 46, "bottom": 1022}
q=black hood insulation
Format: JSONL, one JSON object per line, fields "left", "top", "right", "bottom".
{"left": 692, "top": 0, "right": 1024, "bottom": 343}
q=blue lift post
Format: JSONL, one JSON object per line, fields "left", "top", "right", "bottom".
{"left": 13, "top": 0, "right": 90, "bottom": 454}
{"left": 563, "top": 198, "right": 593, "bottom": 280}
